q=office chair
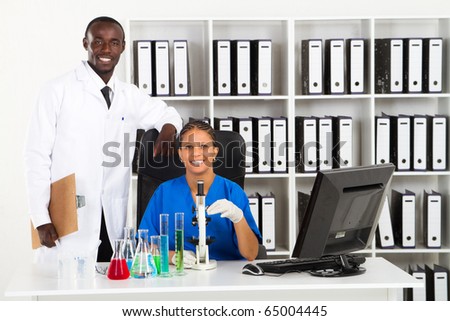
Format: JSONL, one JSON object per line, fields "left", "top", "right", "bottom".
{"left": 135, "top": 128, "right": 247, "bottom": 228}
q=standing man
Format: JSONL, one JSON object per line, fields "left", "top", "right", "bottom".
{"left": 25, "top": 16, "right": 182, "bottom": 262}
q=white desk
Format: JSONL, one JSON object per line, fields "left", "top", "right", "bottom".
{"left": 5, "top": 257, "right": 421, "bottom": 301}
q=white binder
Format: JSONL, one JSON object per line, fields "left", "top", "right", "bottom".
{"left": 134, "top": 41, "right": 152, "bottom": 95}
{"left": 258, "top": 193, "right": 276, "bottom": 251}
{"left": 390, "top": 39, "right": 403, "bottom": 93}
{"left": 423, "top": 190, "right": 441, "bottom": 248}
{"left": 213, "top": 40, "right": 231, "bottom": 95}
{"left": 412, "top": 114, "right": 427, "bottom": 170}
{"left": 347, "top": 39, "right": 365, "bottom": 94}
{"left": 326, "top": 39, "right": 345, "bottom": 94}
{"left": 251, "top": 40, "right": 272, "bottom": 95}
{"left": 213, "top": 117, "right": 233, "bottom": 131}
{"left": 423, "top": 38, "right": 443, "bottom": 93}
{"left": 232, "top": 40, "right": 251, "bottom": 95}
{"left": 375, "top": 114, "right": 390, "bottom": 165}
{"left": 404, "top": 38, "right": 423, "bottom": 93}
{"left": 271, "top": 117, "right": 287, "bottom": 173}
{"left": 231, "top": 117, "right": 253, "bottom": 173}
{"left": 332, "top": 116, "right": 353, "bottom": 168}
{"left": 248, "top": 194, "right": 260, "bottom": 229}
{"left": 428, "top": 114, "right": 447, "bottom": 171}
{"left": 317, "top": 116, "right": 333, "bottom": 171}
{"left": 392, "top": 189, "right": 416, "bottom": 248}
{"left": 408, "top": 265, "right": 426, "bottom": 301}
{"left": 252, "top": 117, "right": 272, "bottom": 173}
{"left": 173, "top": 40, "right": 190, "bottom": 96}
{"left": 396, "top": 114, "right": 411, "bottom": 171}
{"left": 432, "top": 264, "right": 449, "bottom": 301}
{"left": 153, "top": 40, "right": 170, "bottom": 96}
{"left": 376, "top": 196, "right": 395, "bottom": 248}
{"left": 295, "top": 116, "right": 317, "bottom": 172}
{"left": 302, "top": 39, "right": 323, "bottom": 94}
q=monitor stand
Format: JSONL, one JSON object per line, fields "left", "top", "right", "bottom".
{"left": 309, "top": 254, "right": 366, "bottom": 277}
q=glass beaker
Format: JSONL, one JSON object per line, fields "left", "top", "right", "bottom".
{"left": 122, "top": 226, "right": 136, "bottom": 271}
{"left": 160, "top": 213, "right": 171, "bottom": 277}
{"left": 150, "top": 235, "right": 161, "bottom": 275}
{"left": 107, "top": 239, "right": 130, "bottom": 280}
{"left": 174, "top": 212, "right": 185, "bottom": 275}
{"left": 130, "top": 229, "right": 157, "bottom": 278}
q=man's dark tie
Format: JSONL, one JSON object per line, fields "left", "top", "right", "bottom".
{"left": 101, "top": 86, "right": 111, "bottom": 108}
{"left": 98, "top": 86, "right": 113, "bottom": 262}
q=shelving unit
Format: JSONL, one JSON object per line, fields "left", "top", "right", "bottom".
{"left": 125, "top": 17, "right": 450, "bottom": 271}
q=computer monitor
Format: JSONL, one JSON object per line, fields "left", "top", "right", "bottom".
{"left": 292, "top": 163, "right": 395, "bottom": 276}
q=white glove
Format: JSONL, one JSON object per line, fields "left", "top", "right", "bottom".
{"left": 207, "top": 199, "right": 243, "bottom": 223}
{"left": 171, "top": 250, "right": 196, "bottom": 268}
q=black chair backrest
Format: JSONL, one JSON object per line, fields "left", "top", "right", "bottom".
{"left": 136, "top": 129, "right": 246, "bottom": 227}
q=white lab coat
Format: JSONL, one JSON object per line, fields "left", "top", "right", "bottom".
{"left": 25, "top": 61, "right": 182, "bottom": 263}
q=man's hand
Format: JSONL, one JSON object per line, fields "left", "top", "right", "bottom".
{"left": 36, "top": 223, "right": 59, "bottom": 247}
{"left": 153, "top": 124, "right": 177, "bottom": 157}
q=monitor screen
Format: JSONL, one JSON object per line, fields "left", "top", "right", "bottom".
{"left": 292, "top": 164, "right": 395, "bottom": 275}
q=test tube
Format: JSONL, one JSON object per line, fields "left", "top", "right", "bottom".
{"left": 150, "top": 235, "right": 161, "bottom": 274}
{"left": 159, "top": 213, "right": 171, "bottom": 277}
{"left": 174, "top": 212, "right": 185, "bottom": 275}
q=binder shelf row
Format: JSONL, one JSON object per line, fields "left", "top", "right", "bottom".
{"left": 127, "top": 17, "right": 450, "bottom": 270}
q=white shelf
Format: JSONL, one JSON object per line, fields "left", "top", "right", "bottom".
{"left": 127, "top": 16, "right": 450, "bottom": 270}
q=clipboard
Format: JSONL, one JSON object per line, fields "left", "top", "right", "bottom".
{"left": 31, "top": 173, "right": 79, "bottom": 249}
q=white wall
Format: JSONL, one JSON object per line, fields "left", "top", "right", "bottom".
{"left": 1, "top": 0, "right": 450, "bottom": 300}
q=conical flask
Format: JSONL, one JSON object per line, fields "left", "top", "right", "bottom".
{"left": 130, "top": 229, "right": 157, "bottom": 278}
{"left": 122, "top": 226, "right": 136, "bottom": 271}
{"left": 107, "top": 239, "right": 130, "bottom": 280}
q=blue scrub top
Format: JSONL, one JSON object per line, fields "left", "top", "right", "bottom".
{"left": 139, "top": 175, "right": 262, "bottom": 260}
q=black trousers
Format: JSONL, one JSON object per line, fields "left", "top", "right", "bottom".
{"left": 97, "top": 209, "right": 113, "bottom": 262}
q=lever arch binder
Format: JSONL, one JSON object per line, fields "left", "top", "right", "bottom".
{"left": 271, "top": 116, "right": 288, "bottom": 173}
{"left": 332, "top": 115, "right": 353, "bottom": 168}
{"left": 302, "top": 39, "right": 323, "bottom": 95}
{"left": 231, "top": 117, "right": 253, "bottom": 173}
{"left": 133, "top": 40, "right": 153, "bottom": 95}
{"left": 213, "top": 117, "right": 233, "bottom": 131}
{"left": 427, "top": 114, "right": 447, "bottom": 171}
{"left": 375, "top": 113, "right": 390, "bottom": 165}
{"left": 173, "top": 40, "right": 190, "bottom": 96}
{"left": 257, "top": 193, "right": 276, "bottom": 251}
{"left": 412, "top": 114, "right": 427, "bottom": 171}
{"left": 347, "top": 38, "right": 366, "bottom": 94}
{"left": 403, "top": 38, "right": 423, "bottom": 93}
{"left": 251, "top": 117, "right": 272, "bottom": 173}
{"left": 391, "top": 189, "right": 416, "bottom": 248}
{"left": 375, "top": 38, "right": 403, "bottom": 93}
{"left": 250, "top": 40, "right": 272, "bottom": 95}
{"left": 423, "top": 38, "right": 443, "bottom": 93}
{"left": 425, "top": 264, "right": 449, "bottom": 301}
{"left": 423, "top": 190, "right": 442, "bottom": 248}
{"left": 295, "top": 116, "right": 317, "bottom": 173}
{"left": 376, "top": 196, "right": 395, "bottom": 248}
{"left": 406, "top": 265, "right": 426, "bottom": 301}
{"left": 213, "top": 40, "right": 231, "bottom": 95}
{"left": 248, "top": 193, "right": 260, "bottom": 229}
{"left": 389, "top": 114, "right": 411, "bottom": 171}
{"left": 325, "top": 39, "right": 345, "bottom": 94}
{"left": 315, "top": 116, "right": 333, "bottom": 171}
{"left": 152, "top": 40, "right": 170, "bottom": 96}
{"left": 231, "top": 40, "right": 251, "bottom": 95}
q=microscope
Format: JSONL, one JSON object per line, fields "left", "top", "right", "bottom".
{"left": 188, "top": 180, "right": 217, "bottom": 270}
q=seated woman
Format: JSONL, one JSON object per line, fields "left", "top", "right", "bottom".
{"left": 139, "top": 120, "right": 261, "bottom": 264}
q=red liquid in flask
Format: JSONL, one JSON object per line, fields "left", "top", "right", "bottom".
{"left": 107, "top": 258, "right": 130, "bottom": 280}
